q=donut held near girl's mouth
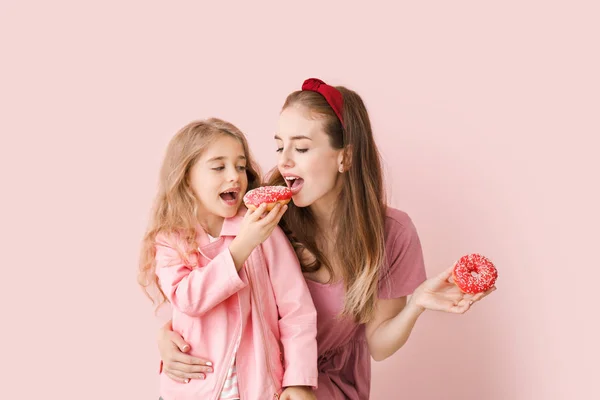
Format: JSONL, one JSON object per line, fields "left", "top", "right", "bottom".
{"left": 243, "top": 186, "right": 293, "bottom": 211}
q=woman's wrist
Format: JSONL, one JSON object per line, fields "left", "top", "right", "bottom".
{"left": 406, "top": 295, "right": 426, "bottom": 316}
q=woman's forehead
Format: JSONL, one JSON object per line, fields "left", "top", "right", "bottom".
{"left": 277, "top": 106, "right": 327, "bottom": 140}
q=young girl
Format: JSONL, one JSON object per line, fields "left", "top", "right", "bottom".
{"left": 156, "top": 82, "right": 496, "bottom": 399}
{"left": 138, "top": 118, "right": 318, "bottom": 400}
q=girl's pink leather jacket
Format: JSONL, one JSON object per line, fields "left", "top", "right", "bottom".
{"left": 155, "top": 210, "right": 318, "bottom": 400}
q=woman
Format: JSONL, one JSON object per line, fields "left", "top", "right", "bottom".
{"left": 155, "top": 78, "right": 495, "bottom": 399}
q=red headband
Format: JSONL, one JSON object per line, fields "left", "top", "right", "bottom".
{"left": 301, "top": 78, "right": 344, "bottom": 126}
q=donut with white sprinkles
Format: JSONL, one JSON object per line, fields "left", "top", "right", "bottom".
{"left": 452, "top": 253, "right": 498, "bottom": 294}
{"left": 243, "top": 186, "right": 292, "bottom": 211}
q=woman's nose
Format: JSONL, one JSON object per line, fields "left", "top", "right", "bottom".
{"left": 278, "top": 148, "right": 294, "bottom": 169}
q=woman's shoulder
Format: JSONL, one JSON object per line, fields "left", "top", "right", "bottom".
{"left": 380, "top": 207, "right": 427, "bottom": 295}
{"left": 384, "top": 207, "right": 416, "bottom": 236}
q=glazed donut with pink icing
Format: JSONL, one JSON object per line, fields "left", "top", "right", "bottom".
{"left": 243, "top": 186, "right": 292, "bottom": 211}
{"left": 452, "top": 253, "right": 498, "bottom": 294}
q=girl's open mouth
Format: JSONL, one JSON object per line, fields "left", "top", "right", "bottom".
{"left": 220, "top": 190, "right": 239, "bottom": 205}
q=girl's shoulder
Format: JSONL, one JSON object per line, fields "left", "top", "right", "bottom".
{"left": 155, "top": 228, "right": 198, "bottom": 251}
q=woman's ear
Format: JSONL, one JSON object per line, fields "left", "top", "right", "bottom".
{"left": 338, "top": 145, "right": 353, "bottom": 173}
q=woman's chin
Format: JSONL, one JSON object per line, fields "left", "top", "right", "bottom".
{"left": 291, "top": 195, "right": 310, "bottom": 208}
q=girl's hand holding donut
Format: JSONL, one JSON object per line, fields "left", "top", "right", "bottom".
{"left": 233, "top": 185, "right": 291, "bottom": 250}
{"left": 238, "top": 202, "right": 288, "bottom": 248}
{"left": 228, "top": 201, "right": 288, "bottom": 270}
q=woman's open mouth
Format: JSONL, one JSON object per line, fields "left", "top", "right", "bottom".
{"left": 284, "top": 176, "right": 304, "bottom": 195}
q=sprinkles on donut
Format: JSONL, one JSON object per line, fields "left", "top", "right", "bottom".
{"left": 243, "top": 185, "right": 293, "bottom": 211}
{"left": 452, "top": 253, "right": 498, "bottom": 294}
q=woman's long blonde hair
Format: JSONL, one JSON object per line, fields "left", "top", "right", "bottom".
{"left": 138, "top": 118, "right": 261, "bottom": 307}
{"left": 268, "top": 86, "right": 387, "bottom": 324}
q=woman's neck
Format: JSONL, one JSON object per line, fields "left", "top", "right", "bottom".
{"left": 310, "top": 202, "right": 341, "bottom": 278}
{"left": 309, "top": 176, "right": 343, "bottom": 232}
{"left": 310, "top": 196, "right": 338, "bottom": 233}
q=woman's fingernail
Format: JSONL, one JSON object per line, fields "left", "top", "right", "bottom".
{"left": 184, "top": 378, "right": 190, "bottom": 383}
{"left": 182, "top": 345, "right": 190, "bottom": 351}
{"left": 200, "top": 374, "right": 205, "bottom": 380}
{"left": 206, "top": 361, "right": 212, "bottom": 366}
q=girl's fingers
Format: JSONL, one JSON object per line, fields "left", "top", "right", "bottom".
{"left": 277, "top": 204, "right": 288, "bottom": 220}
{"left": 249, "top": 203, "right": 267, "bottom": 220}
{"left": 267, "top": 204, "right": 287, "bottom": 227}
{"left": 261, "top": 203, "right": 282, "bottom": 224}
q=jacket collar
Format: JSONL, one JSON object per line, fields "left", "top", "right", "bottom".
{"left": 219, "top": 207, "right": 246, "bottom": 237}
{"left": 195, "top": 206, "right": 246, "bottom": 245}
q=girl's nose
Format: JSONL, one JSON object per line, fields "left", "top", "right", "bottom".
{"left": 227, "top": 168, "right": 239, "bottom": 182}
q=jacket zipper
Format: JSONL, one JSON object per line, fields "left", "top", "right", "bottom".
{"left": 245, "top": 254, "right": 281, "bottom": 399}
{"left": 213, "top": 311, "right": 242, "bottom": 400}
{"left": 196, "top": 245, "right": 244, "bottom": 400}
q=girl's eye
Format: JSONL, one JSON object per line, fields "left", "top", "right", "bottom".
{"left": 296, "top": 148, "right": 308, "bottom": 153}
{"left": 212, "top": 166, "right": 225, "bottom": 171}
{"left": 276, "top": 147, "right": 283, "bottom": 153}
{"left": 237, "top": 166, "right": 247, "bottom": 171}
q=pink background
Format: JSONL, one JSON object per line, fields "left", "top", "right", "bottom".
{"left": 1, "top": 1, "right": 598, "bottom": 399}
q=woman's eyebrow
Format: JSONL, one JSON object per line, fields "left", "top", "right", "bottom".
{"left": 274, "top": 134, "right": 312, "bottom": 140}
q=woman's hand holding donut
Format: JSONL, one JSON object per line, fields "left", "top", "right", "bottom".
{"left": 229, "top": 202, "right": 288, "bottom": 270}
{"left": 409, "top": 266, "right": 496, "bottom": 314}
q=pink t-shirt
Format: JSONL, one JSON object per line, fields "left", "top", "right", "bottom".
{"left": 307, "top": 207, "right": 427, "bottom": 399}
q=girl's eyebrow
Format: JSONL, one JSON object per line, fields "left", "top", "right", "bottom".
{"left": 207, "top": 155, "right": 246, "bottom": 162}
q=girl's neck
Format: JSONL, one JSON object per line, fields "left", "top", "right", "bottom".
{"left": 196, "top": 212, "right": 224, "bottom": 238}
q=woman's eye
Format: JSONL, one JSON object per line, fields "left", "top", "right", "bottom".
{"left": 237, "top": 166, "right": 247, "bottom": 171}
{"left": 296, "top": 148, "right": 308, "bottom": 153}
{"left": 276, "top": 147, "right": 283, "bottom": 153}
{"left": 212, "top": 166, "right": 225, "bottom": 171}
